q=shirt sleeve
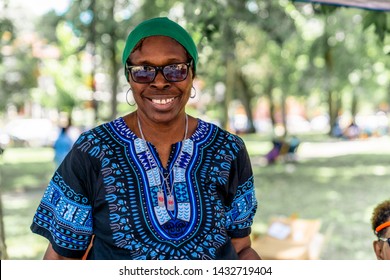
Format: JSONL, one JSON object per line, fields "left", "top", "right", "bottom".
{"left": 224, "top": 137, "right": 258, "bottom": 238}
{"left": 30, "top": 134, "right": 96, "bottom": 258}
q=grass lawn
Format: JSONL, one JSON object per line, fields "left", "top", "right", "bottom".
{"left": 244, "top": 134, "right": 390, "bottom": 260}
{"left": 0, "top": 147, "right": 55, "bottom": 259}
{"left": 1, "top": 134, "right": 389, "bottom": 259}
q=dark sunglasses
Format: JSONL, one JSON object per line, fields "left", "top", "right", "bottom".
{"left": 378, "top": 237, "right": 390, "bottom": 246}
{"left": 126, "top": 60, "right": 193, "bottom": 83}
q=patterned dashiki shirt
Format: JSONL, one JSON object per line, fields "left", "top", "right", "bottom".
{"left": 31, "top": 118, "right": 258, "bottom": 259}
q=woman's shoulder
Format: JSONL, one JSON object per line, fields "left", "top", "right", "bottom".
{"left": 74, "top": 118, "right": 122, "bottom": 147}
{"left": 197, "top": 118, "right": 246, "bottom": 148}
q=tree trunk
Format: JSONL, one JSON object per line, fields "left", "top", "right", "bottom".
{"left": 324, "top": 26, "right": 336, "bottom": 134}
{"left": 387, "top": 84, "right": 390, "bottom": 111}
{"left": 351, "top": 89, "right": 358, "bottom": 119}
{"left": 237, "top": 72, "right": 255, "bottom": 133}
{"left": 223, "top": 57, "right": 235, "bottom": 130}
{"left": 264, "top": 76, "right": 276, "bottom": 134}
{"left": 281, "top": 90, "right": 287, "bottom": 137}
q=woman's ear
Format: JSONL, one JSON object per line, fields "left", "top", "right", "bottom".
{"left": 373, "top": 240, "right": 383, "bottom": 260}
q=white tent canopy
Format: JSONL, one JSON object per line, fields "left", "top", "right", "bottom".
{"left": 293, "top": 0, "right": 390, "bottom": 11}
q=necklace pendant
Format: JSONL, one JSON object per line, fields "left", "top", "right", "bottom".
{"left": 157, "top": 190, "right": 165, "bottom": 207}
{"left": 167, "top": 194, "right": 175, "bottom": 211}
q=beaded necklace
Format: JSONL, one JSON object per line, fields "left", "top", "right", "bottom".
{"left": 137, "top": 114, "right": 188, "bottom": 211}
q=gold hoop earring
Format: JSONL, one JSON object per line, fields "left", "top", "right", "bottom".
{"left": 191, "top": 86, "right": 197, "bottom": 98}
{"left": 126, "top": 88, "right": 135, "bottom": 106}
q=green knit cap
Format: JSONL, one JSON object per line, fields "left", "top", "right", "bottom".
{"left": 122, "top": 17, "right": 198, "bottom": 76}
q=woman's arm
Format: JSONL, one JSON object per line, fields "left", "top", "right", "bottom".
{"left": 43, "top": 243, "right": 82, "bottom": 260}
{"left": 231, "top": 236, "right": 261, "bottom": 260}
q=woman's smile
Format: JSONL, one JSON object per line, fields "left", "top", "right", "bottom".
{"left": 150, "top": 97, "right": 175, "bottom": 105}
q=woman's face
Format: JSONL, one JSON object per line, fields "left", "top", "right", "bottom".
{"left": 374, "top": 227, "right": 390, "bottom": 260}
{"left": 128, "top": 36, "right": 193, "bottom": 124}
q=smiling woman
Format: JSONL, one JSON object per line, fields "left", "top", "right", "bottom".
{"left": 30, "top": 17, "right": 261, "bottom": 261}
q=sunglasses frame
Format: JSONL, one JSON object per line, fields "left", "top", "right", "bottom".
{"left": 378, "top": 237, "right": 390, "bottom": 246}
{"left": 126, "top": 60, "right": 193, "bottom": 83}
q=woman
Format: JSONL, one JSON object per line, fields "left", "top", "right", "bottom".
{"left": 31, "top": 17, "right": 260, "bottom": 260}
{"left": 371, "top": 199, "right": 390, "bottom": 260}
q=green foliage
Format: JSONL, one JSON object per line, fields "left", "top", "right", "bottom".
{"left": 34, "top": 11, "right": 62, "bottom": 44}
{"left": 0, "top": 18, "right": 15, "bottom": 63}
{"left": 0, "top": 42, "right": 39, "bottom": 112}
{"left": 363, "top": 12, "right": 388, "bottom": 44}
{"left": 313, "top": 3, "right": 339, "bottom": 14}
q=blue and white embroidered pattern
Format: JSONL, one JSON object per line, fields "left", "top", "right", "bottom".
{"left": 32, "top": 173, "right": 93, "bottom": 250}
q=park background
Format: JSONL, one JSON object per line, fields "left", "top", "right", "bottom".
{"left": 0, "top": 0, "right": 389, "bottom": 260}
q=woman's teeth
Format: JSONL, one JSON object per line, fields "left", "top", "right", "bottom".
{"left": 152, "top": 98, "right": 175, "bottom": 105}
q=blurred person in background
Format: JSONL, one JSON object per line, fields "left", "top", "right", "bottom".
{"left": 31, "top": 17, "right": 260, "bottom": 260}
{"left": 343, "top": 121, "right": 360, "bottom": 140}
{"left": 371, "top": 199, "right": 390, "bottom": 260}
{"left": 53, "top": 125, "right": 74, "bottom": 167}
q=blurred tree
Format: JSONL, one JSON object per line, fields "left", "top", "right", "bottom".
{"left": 294, "top": 3, "right": 390, "bottom": 133}
{"left": 0, "top": 1, "right": 40, "bottom": 113}
{"left": 30, "top": 22, "right": 88, "bottom": 124}
{"left": 184, "top": 0, "right": 297, "bottom": 134}
{"left": 362, "top": 11, "right": 389, "bottom": 44}
{"left": 288, "top": 1, "right": 389, "bottom": 135}
{"left": 35, "top": 10, "right": 62, "bottom": 44}
{"left": 0, "top": 16, "right": 15, "bottom": 111}
{"left": 291, "top": 1, "right": 390, "bottom": 44}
